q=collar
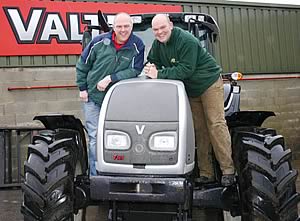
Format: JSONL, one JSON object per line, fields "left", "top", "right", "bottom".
{"left": 112, "top": 31, "right": 129, "bottom": 50}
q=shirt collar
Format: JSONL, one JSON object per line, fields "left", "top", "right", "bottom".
{"left": 112, "top": 31, "right": 129, "bottom": 50}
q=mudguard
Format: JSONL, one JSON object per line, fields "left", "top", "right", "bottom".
{"left": 34, "top": 114, "right": 84, "bottom": 130}
{"left": 34, "top": 114, "right": 87, "bottom": 148}
{"left": 226, "top": 111, "right": 275, "bottom": 128}
{"left": 34, "top": 114, "right": 88, "bottom": 171}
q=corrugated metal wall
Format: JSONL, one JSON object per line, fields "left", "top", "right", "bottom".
{"left": 1, "top": 0, "right": 300, "bottom": 74}
{"left": 181, "top": 2, "right": 300, "bottom": 73}
{"left": 0, "top": 55, "right": 79, "bottom": 68}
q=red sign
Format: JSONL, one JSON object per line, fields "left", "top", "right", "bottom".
{"left": 0, "top": 0, "right": 181, "bottom": 56}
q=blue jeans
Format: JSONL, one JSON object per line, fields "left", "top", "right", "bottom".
{"left": 83, "top": 101, "right": 101, "bottom": 176}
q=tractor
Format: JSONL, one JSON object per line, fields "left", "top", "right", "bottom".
{"left": 21, "top": 12, "right": 299, "bottom": 221}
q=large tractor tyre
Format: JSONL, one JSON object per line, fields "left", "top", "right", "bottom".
{"left": 232, "top": 127, "right": 299, "bottom": 221}
{"left": 21, "top": 129, "right": 87, "bottom": 221}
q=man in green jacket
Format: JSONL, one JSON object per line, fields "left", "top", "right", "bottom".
{"left": 144, "top": 14, "right": 234, "bottom": 186}
{"left": 76, "top": 12, "right": 145, "bottom": 175}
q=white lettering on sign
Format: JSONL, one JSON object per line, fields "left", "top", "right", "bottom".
{"left": 39, "top": 13, "right": 68, "bottom": 43}
{"left": 69, "top": 14, "right": 82, "bottom": 41}
{"left": 4, "top": 7, "right": 44, "bottom": 43}
{"left": 3, "top": 7, "right": 104, "bottom": 44}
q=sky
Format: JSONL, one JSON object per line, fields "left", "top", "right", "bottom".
{"left": 227, "top": 0, "right": 300, "bottom": 5}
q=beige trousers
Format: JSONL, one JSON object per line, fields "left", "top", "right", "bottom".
{"left": 189, "top": 77, "right": 234, "bottom": 177}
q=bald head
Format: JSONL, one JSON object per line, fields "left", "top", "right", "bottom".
{"left": 113, "top": 12, "right": 133, "bottom": 44}
{"left": 151, "top": 14, "right": 173, "bottom": 43}
{"left": 114, "top": 12, "right": 133, "bottom": 26}
{"left": 152, "top": 14, "right": 171, "bottom": 27}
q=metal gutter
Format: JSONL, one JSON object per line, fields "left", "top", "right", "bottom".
{"left": 123, "top": 0, "right": 300, "bottom": 9}
{"left": 46, "top": 0, "right": 300, "bottom": 9}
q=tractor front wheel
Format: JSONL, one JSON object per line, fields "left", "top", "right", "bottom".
{"left": 21, "top": 129, "right": 87, "bottom": 221}
{"left": 232, "top": 127, "right": 299, "bottom": 221}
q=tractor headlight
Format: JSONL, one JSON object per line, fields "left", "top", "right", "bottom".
{"left": 105, "top": 130, "right": 131, "bottom": 150}
{"left": 149, "top": 131, "right": 177, "bottom": 151}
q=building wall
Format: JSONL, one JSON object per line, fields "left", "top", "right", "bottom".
{"left": 0, "top": 1, "right": 299, "bottom": 158}
{"left": 1, "top": 0, "right": 299, "bottom": 74}
{"left": 0, "top": 67, "right": 299, "bottom": 158}
{"left": 0, "top": 67, "right": 82, "bottom": 126}
{"left": 181, "top": 2, "right": 300, "bottom": 74}
{"left": 239, "top": 77, "right": 300, "bottom": 158}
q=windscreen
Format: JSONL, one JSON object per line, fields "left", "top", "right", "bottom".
{"left": 133, "top": 26, "right": 211, "bottom": 61}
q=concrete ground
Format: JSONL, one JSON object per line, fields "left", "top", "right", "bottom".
{"left": 1, "top": 160, "right": 299, "bottom": 221}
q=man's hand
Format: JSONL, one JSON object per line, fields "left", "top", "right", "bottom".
{"left": 79, "top": 90, "right": 88, "bottom": 102}
{"left": 144, "top": 63, "right": 158, "bottom": 79}
{"left": 97, "top": 75, "right": 112, "bottom": 91}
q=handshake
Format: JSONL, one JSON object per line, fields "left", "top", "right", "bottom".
{"left": 143, "top": 62, "right": 158, "bottom": 79}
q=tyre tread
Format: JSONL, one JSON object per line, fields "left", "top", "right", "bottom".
{"left": 233, "top": 127, "right": 299, "bottom": 221}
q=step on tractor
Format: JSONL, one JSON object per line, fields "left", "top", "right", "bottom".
{"left": 21, "top": 11, "right": 299, "bottom": 221}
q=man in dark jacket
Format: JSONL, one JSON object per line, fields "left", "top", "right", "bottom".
{"left": 76, "top": 12, "right": 145, "bottom": 175}
{"left": 144, "top": 14, "right": 234, "bottom": 186}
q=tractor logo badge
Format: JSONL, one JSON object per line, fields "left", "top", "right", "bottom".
{"left": 113, "top": 154, "right": 124, "bottom": 161}
{"left": 135, "top": 125, "right": 145, "bottom": 135}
